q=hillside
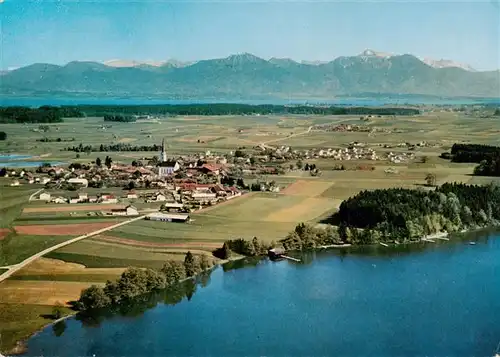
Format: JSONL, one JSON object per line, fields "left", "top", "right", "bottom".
{"left": 2, "top": 53, "right": 499, "bottom": 98}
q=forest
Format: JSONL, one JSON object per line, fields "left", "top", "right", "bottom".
{"left": 67, "top": 104, "right": 420, "bottom": 117}
{"left": 447, "top": 143, "right": 500, "bottom": 163}
{"left": 0, "top": 106, "right": 84, "bottom": 123}
{"left": 336, "top": 183, "right": 500, "bottom": 244}
{"left": 474, "top": 156, "right": 500, "bottom": 176}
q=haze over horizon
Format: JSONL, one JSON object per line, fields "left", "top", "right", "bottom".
{"left": 1, "top": 0, "right": 499, "bottom": 71}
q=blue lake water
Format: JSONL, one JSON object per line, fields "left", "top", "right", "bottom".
{"left": 0, "top": 154, "right": 65, "bottom": 168}
{"left": 21, "top": 230, "right": 500, "bottom": 357}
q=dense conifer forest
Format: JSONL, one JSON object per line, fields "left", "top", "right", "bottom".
{"left": 0, "top": 106, "right": 84, "bottom": 123}
{"left": 74, "top": 104, "right": 420, "bottom": 116}
{"left": 336, "top": 183, "right": 500, "bottom": 243}
{"left": 0, "top": 104, "right": 419, "bottom": 124}
{"left": 448, "top": 143, "right": 500, "bottom": 163}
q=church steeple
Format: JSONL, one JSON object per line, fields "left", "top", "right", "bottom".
{"left": 159, "top": 138, "right": 167, "bottom": 163}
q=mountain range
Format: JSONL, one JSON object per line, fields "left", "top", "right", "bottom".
{"left": 1, "top": 50, "right": 499, "bottom": 99}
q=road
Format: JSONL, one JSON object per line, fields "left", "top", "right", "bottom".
{"left": 0, "top": 215, "right": 147, "bottom": 283}
{"left": 29, "top": 188, "right": 44, "bottom": 202}
{"left": 261, "top": 125, "right": 313, "bottom": 147}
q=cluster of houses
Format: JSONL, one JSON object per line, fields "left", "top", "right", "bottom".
{"left": 38, "top": 191, "right": 119, "bottom": 204}
{"left": 386, "top": 151, "right": 415, "bottom": 164}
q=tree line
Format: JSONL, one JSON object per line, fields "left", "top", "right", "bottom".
{"left": 446, "top": 143, "right": 500, "bottom": 163}
{"left": 57, "top": 104, "right": 420, "bottom": 117}
{"left": 336, "top": 183, "right": 500, "bottom": 243}
{"left": 103, "top": 114, "right": 137, "bottom": 122}
{"left": 77, "top": 252, "right": 213, "bottom": 311}
{"left": 37, "top": 137, "right": 76, "bottom": 142}
{"left": 0, "top": 106, "right": 84, "bottom": 123}
{"left": 64, "top": 143, "right": 162, "bottom": 153}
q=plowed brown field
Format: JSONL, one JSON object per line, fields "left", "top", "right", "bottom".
{"left": 14, "top": 222, "right": 117, "bottom": 236}
{"left": 96, "top": 235, "right": 222, "bottom": 249}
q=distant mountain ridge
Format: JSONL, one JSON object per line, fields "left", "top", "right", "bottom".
{"left": 2, "top": 51, "right": 499, "bottom": 98}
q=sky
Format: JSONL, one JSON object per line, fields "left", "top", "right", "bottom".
{"left": 1, "top": 0, "right": 499, "bottom": 71}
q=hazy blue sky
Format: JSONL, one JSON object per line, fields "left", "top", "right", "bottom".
{"left": 1, "top": 0, "right": 499, "bottom": 70}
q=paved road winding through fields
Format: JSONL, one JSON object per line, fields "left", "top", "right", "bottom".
{"left": 0, "top": 215, "right": 146, "bottom": 283}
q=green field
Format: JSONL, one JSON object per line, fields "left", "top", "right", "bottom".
{"left": 0, "top": 303, "right": 73, "bottom": 354}
{"left": 0, "top": 183, "right": 37, "bottom": 228}
{"left": 0, "top": 235, "right": 75, "bottom": 266}
{"left": 2, "top": 112, "right": 499, "bottom": 163}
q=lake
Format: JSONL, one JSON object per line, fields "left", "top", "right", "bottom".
{"left": 22, "top": 230, "right": 500, "bottom": 357}
{"left": 0, "top": 154, "right": 65, "bottom": 168}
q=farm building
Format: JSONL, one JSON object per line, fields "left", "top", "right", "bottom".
{"left": 99, "top": 194, "right": 118, "bottom": 204}
{"left": 39, "top": 192, "right": 51, "bottom": 201}
{"left": 146, "top": 212, "right": 190, "bottom": 223}
{"left": 67, "top": 178, "right": 88, "bottom": 188}
{"left": 68, "top": 193, "right": 80, "bottom": 204}
{"left": 147, "top": 193, "right": 167, "bottom": 202}
{"left": 162, "top": 202, "right": 185, "bottom": 212}
{"left": 125, "top": 190, "right": 138, "bottom": 199}
{"left": 51, "top": 196, "right": 67, "bottom": 204}
{"left": 111, "top": 205, "right": 139, "bottom": 216}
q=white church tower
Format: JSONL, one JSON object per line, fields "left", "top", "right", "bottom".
{"left": 159, "top": 138, "right": 167, "bottom": 163}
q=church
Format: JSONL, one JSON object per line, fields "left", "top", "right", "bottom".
{"left": 157, "top": 138, "right": 180, "bottom": 177}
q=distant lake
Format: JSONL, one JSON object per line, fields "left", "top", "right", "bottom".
{"left": 22, "top": 230, "right": 500, "bottom": 357}
{"left": 0, "top": 154, "right": 65, "bottom": 168}
{"left": 1, "top": 96, "right": 498, "bottom": 107}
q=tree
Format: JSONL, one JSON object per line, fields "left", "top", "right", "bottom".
{"left": 0, "top": 168, "right": 6, "bottom": 177}
{"left": 75, "top": 153, "right": 80, "bottom": 159}
{"left": 249, "top": 156, "right": 256, "bottom": 165}
{"left": 0, "top": 131, "right": 6, "bottom": 140}
{"left": 425, "top": 173, "right": 437, "bottom": 187}
{"left": 184, "top": 251, "right": 200, "bottom": 277}
{"left": 78, "top": 285, "right": 111, "bottom": 310}
{"left": 161, "top": 261, "right": 186, "bottom": 286}
{"left": 52, "top": 302, "right": 65, "bottom": 319}
{"left": 222, "top": 242, "right": 231, "bottom": 259}
{"left": 199, "top": 255, "right": 212, "bottom": 271}
{"left": 105, "top": 156, "right": 113, "bottom": 168}
{"left": 96, "top": 157, "right": 102, "bottom": 167}
{"left": 296, "top": 160, "right": 303, "bottom": 170}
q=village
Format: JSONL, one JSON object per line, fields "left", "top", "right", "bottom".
{"left": 2, "top": 137, "right": 423, "bottom": 221}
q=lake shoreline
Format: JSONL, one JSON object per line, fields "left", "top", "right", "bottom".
{"left": 5, "top": 227, "right": 499, "bottom": 356}
{"left": 2, "top": 254, "right": 245, "bottom": 356}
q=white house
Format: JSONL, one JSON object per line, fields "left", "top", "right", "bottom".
{"left": 51, "top": 196, "right": 68, "bottom": 204}
{"left": 10, "top": 180, "right": 20, "bottom": 186}
{"left": 126, "top": 191, "right": 138, "bottom": 199}
{"left": 39, "top": 192, "right": 51, "bottom": 201}
{"left": 111, "top": 205, "right": 139, "bottom": 216}
{"left": 41, "top": 177, "right": 51, "bottom": 185}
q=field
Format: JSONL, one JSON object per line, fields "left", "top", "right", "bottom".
{"left": 1, "top": 110, "right": 500, "bottom": 354}
{"left": 1, "top": 111, "right": 499, "bottom": 162}
{"left": 14, "top": 222, "right": 119, "bottom": 235}
{"left": 23, "top": 204, "right": 125, "bottom": 213}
